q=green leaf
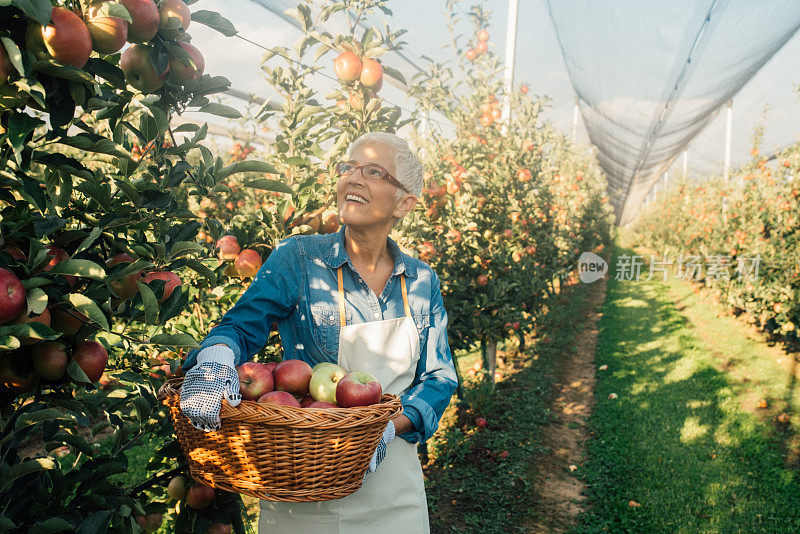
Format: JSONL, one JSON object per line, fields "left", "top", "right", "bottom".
{"left": 26, "top": 287, "right": 48, "bottom": 315}
{"left": 382, "top": 64, "right": 407, "bottom": 86}
{"left": 15, "top": 410, "right": 75, "bottom": 429}
{"left": 8, "top": 113, "right": 45, "bottom": 156}
{"left": 33, "top": 152, "right": 93, "bottom": 180}
{"left": 77, "top": 510, "right": 112, "bottom": 534}
{"left": 51, "top": 431, "right": 94, "bottom": 456}
{"left": 58, "top": 135, "right": 131, "bottom": 159}
{"left": 32, "top": 60, "right": 98, "bottom": 84}
{"left": 191, "top": 10, "right": 237, "bottom": 36}
{"left": 149, "top": 333, "right": 199, "bottom": 349}
{"left": 185, "top": 259, "right": 215, "bottom": 280}
{"left": 196, "top": 102, "right": 241, "bottom": 119}
{"left": 68, "top": 293, "right": 110, "bottom": 331}
{"left": 31, "top": 517, "right": 76, "bottom": 534}
{"left": 96, "top": 2, "right": 132, "bottom": 23}
{"left": 73, "top": 227, "right": 103, "bottom": 255}
{"left": 136, "top": 281, "right": 159, "bottom": 325}
{"left": 0, "top": 37, "right": 24, "bottom": 77}
{"left": 168, "top": 241, "right": 202, "bottom": 259}
{"left": 218, "top": 160, "right": 278, "bottom": 179}
{"left": 67, "top": 358, "right": 91, "bottom": 384}
{"left": 172, "top": 123, "right": 200, "bottom": 133}
{"left": 11, "top": 0, "right": 52, "bottom": 25}
{"left": 0, "top": 322, "right": 60, "bottom": 342}
{"left": 49, "top": 260, "right": 106, "bottom": 281}
{"left": 0, "top": 335, "right": 20, "bottom": 351}
{"left": 243, "top": 178, "right": 293, "bottom": 195}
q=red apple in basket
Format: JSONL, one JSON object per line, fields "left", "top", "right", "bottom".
{"left": 307, "top": 401, "right": 338, "bottom": 409}
{"left": 186, "top": 484, "right": 215, "bottom": 509}
{"left": 265, "top": 361, "right": 278, "bottom": 373}
{"left": 309, "top": 362, "right": 346, "bottom": 403}
{"left": 336, "top": 371, "right": 382, "bottom": 408}
{"left": 299, "top": 394, "right": 315, "bottom": 407}
{"left": 237, "top": 361, "right": 274, "bottom": 401}
{"left": 258, "top": 390, "right": 301, "bottom": 407}
{"left": 273, "top": 359, "right": 312, "bottom": 397}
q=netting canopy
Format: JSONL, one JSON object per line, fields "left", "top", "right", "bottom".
{"left": 545, "top": 0, "right": 800, "bottom": 225}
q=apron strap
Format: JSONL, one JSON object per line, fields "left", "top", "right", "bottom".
{"left": 336, "top": 267, "right": 412, "bottom": 326}
{"left": 400, "top": 274, "right": 411, "bottom": 318}
{"left": 337, "top": 267, "right": 346, "bottom": 328}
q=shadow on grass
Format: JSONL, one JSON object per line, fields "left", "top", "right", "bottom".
{"left": 572, "top": 244, "right": 800, "bottom": 534}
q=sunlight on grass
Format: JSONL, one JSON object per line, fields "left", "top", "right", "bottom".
{"left": 679, "top": 416, "right": 709, "bottom": 443}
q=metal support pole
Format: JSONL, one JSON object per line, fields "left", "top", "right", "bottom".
{"left": 682, "top": 149, "right": 688, "bottom": 178}
{"left": 724, "top": 99, "right": 733, "bottom": 183}
{"left": 502, "top": 0, "right": 519, "bottom": 128}
{"left": 572, "top": 95, "right": 579, "bottom": 144}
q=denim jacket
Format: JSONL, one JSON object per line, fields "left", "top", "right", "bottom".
{"left": 183, "top": 226, "right": 459, "bottom": 444}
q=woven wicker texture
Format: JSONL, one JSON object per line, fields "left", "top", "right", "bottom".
{"left": 158, "top": 377, "right": 403, "bottom": 502}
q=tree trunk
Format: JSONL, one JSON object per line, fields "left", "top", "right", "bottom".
{"left": 484, "top": 338, "right": 497, "bottom": 384}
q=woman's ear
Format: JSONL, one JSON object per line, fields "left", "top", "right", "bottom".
{"left": 394, "top": 194, "right": 418, "bottom": 219}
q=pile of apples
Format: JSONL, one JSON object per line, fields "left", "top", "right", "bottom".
{"left": 237, "top": 360, "right": 382, "bottom": 409}
{"left": 215, "top": 235, "right": 262, "bottom": 279}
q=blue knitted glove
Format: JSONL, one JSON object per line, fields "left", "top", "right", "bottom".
{"left": 179, "top": 345, "right": 241, "bottom": 432}
{"left": 368, "top": 420, "right": 396, "bottom": 473}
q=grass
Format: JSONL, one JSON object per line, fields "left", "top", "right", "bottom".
{"left": 424, "top": 276, "right": 596, "bottom": 533}
{"left": 571, "top": 240, "right": 800, "bottom": 533}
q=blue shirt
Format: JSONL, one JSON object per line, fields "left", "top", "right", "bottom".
{"left": 183, "top": 226, "right": 459, "bottom": 444}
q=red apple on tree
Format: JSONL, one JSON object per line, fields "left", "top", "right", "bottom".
{"left": 237, "top": 361, "right": 274, "bottom": 401}
{"left": 0, "top": 268, "right": 26, "bottom": 325}
{"left": 475, "top": 274, "right": 489, "bottom": 288}
{"left": 185, "top": 484, "right": 215, "bottom": 509}
{"left": 309, "top": 362, "right": 346, "bottom": 403}
{"left": 106, "top": 253, "right": 142, "bottom": 300}
{"left": 234, "top": 249, "right": 262, "bottom": 278}
{"left": 0, "top": 42, "right": 12, "bottom": 85}
{"left": 166, "top": 475, "right": 187, "bottom": 500}
{"left": 72, "top": 340, "right": 108, "bottom": 383}
{"left": 142, "top": 271, "right": 181, "bottom": 302}
{"left": 157, "top": 0, "right": 191, "bottom": 39}
{"left": 118, "top": 0, "right": 159, "bottom": 43}
{"left": 359, "top": 59, "right": 383, "bottom": 88}
{"left": 25, "top": 7, "right": 93, "bottom": 68}
{"left": 135, "top": 512, "right": 162, "bottom": 532}
{"left": 121, "top": 44, "right": 169, "bottom": 93}
{"left": 43, "top": 246, "right": 75, "bottom": 286}
{"left": 168, "top": 41, "right": 205, "bottom": 83}
{"left": 50, "top": 308, "right": 91, "bottom": 336}
{"left": 333, "top": 51, "right": 362, "bottom": 82}
{"left": 215, "top": 235, "right": 240, "bottom": 261}
{"left": 257, "top": 390, "right": 301, "bottom": 408}
{"left": 31, "top": 341, "right": 69, "bottom": 381}
{"left": 84, "top": 2, "right": 129, "bottom": 54}
{"left": 336, "top": 371, "right": 382, "bottom": 408}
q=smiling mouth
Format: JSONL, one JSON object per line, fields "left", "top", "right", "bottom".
{"left": 345, "top": 193, "right": 368, "bottom": 205}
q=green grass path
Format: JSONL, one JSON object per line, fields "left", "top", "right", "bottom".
{"left": 572, "top": 242, "right": 800, "bottom": 533}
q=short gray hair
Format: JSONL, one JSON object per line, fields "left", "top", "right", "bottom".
{"left": 348, "top": 132, "right": 424, "bottom": 198}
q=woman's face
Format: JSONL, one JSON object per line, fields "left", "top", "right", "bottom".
{"left": 336, "top": 141, "right": 405, "bottom": 230}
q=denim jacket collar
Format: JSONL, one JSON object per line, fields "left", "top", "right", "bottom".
{"left": 324, "top": 225, "right": 418, "bottom": 279}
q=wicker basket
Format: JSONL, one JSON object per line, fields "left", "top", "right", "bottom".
{"left": 158, "top": 377, "right": 403, "bottom": 502}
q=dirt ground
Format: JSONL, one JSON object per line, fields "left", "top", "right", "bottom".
{"left": 524, "top": 273, "right": 608, "bottom": 533}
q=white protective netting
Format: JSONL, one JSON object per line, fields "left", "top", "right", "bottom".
{"left": 544, "top": 0, "right": 800, "bottom": 224}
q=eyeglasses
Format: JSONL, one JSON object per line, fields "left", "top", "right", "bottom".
{"left": 335, "top": 161, "right": 409, "bottom": 193}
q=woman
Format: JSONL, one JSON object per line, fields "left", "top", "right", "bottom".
{"left": 179, "top": 132, "right": 458, "bottom": 533}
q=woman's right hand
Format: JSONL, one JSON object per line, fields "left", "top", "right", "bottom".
{"left": 179, "top": 344, "right": 241, "bottom": 431}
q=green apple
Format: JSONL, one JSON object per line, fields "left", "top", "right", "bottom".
{"left": 309, "top": 362, "right": 346, "bottom": 403}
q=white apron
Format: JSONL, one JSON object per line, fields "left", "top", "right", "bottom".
{"left": 259, "top": 268, "right": 429, "bottom": 534}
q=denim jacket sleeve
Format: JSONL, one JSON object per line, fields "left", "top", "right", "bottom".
{"left": 399, "top": 270, "right": 459, "bottom": 443}
{"left": 182, "top": 238, "right": 301, "bottom": 370}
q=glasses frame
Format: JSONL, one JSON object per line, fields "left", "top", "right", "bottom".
{"left": 335, "top": 161, "right": 410, "bottom": 194}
